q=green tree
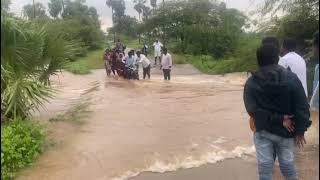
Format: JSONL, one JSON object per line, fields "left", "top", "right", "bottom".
{"left": 112, "top": 0, "right": 126, "bottom": 22}
{"left": 23, "top": 3, "right": 47, "bottom": 19}
{"left": 1, "top": 0, "right": 10, "bottom": 12}
{"left": 60, "top": 0, "right": 104, "bottom": 50}
{"left": 106, "top": 0, "right": 126, "bottom": 23}
{"left": 150, "top": 0, "right": 157, "bottom": 9}
{"left": 134, "top": 0, "right": 146, "bottom": 21}
{"left": 258, "top": 0, "right": 319, "bottom": 17}
{"left": 109, "top": 15, "right": 138, "bottom": 38}
{"left": 48, "top": 0, "right": 63, "bottom": 18}
{"left": 1, "top": 14, "right": 80, "bottom": 119}
{"left": 139, "top": 0, "right": 246, "bottom": 57}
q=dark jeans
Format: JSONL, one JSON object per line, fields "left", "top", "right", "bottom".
{"left": 143, "top": 65, "right": 151, "bottom": 79}
{"left": 163, "top": 69, "right": 171, "bottom": 80}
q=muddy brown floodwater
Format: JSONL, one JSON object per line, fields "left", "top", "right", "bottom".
{"left": 17, "top": 65, "right": 318, "bottom": 180}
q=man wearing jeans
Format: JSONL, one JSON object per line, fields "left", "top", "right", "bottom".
{"left": 161, "top": 48, "right": 172, "bottom": 80}
{"left": 244, "top": 44, "right": 311, "bottom": 180}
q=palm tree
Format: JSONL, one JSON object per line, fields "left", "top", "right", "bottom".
{"left": 1, "top": 14, "right": 80, "bottom": 120}
{"left": 134, "top": 0, "right": 146, "bottom": 21}
{"left": 150, "top": 0, "right": 157, "bottom": 9}
{"left": 106, "top": 0, "right": 114, "bottom": 23}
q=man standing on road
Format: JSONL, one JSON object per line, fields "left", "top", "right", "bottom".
{"left": 137, "top": 51, "right": 151, "bottom": 80}
{"left": 153, "top": 39, "right": 163, "bottom": 65}
{"left": 161, "top": 48, "right": 172, "bottom": 81}
{"left": 244, "top": 44, "right": 311, "bottom": 180}
{"left": 279, "top": 38, "right": 308, "bottom": 97}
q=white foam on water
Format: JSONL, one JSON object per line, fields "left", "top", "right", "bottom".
{"left": 110, "top": 145, "right": 255, "bottom": 180}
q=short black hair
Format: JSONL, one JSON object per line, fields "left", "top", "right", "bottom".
{"left": 282, "top": 38, "right": 297, "bottom": 52}
{"left": 162, "top": 47, "right": 167, "bottom": 52}
{"left": 256, "top": 44, "right": 280, "bottom": 67}
{"left": 262, "top": 36, "right": 280, "bottom": 50}
{"left": 313, "top": 31, "right": 319, "bottom": 47}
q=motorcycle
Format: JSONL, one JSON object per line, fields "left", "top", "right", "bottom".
{"left": 125, "top": 64, "right": 139, "bottom": 80}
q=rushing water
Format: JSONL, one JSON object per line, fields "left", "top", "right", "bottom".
{"left": 17, "top": 65, "right": 318, "bottom": 180}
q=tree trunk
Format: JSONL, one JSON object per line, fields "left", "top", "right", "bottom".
{"left": 61, "top": 0, "right": 65, "bottom": 13}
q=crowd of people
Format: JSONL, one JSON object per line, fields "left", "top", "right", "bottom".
{"left": 244, "top": 32, "right": 319, "bottom": 180}
{"left": 103, "top": 39, "right": 172, "bottom": 81}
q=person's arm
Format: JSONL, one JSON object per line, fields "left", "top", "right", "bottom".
{"left": 292, "top": 75, "right": 312, "bottom": 136}
{"left": 243, "top": 79, "right": 286, "bottom": 127}
{"left": 169, "top": 54, "right": 172, "bottom": 68}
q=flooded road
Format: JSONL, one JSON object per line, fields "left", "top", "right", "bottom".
{"left": 17, "top": 65, "right": 312, "bottom": 180}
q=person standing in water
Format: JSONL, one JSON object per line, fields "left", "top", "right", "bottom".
{"left": 279, "top": 38, "right": 308, "bottom": 97}
{"left": 153, "top": 39, "right": 163, "bottom": 65}
{"left": 161, "top": 48, "right": 172, "bottom": 81}
{"left": 244, "top": 44, "right": 311, "bottom": 180}
{"left": 137, "top": 51, "right": 151, "bottom": 80}
{"left": 142, "top": 44, "right": 149, "bottom": 57}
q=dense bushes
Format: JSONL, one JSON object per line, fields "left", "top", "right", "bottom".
{"left": 1, "top": 120, "right": 46, "bottom": 180}
{"left": 178, "top": 33, "right": 261, "bottom": 74}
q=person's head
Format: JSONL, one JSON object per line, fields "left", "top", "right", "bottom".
{"left": 136, "top": 51, "right": 141, "bottom": 58}
{"left": 262, "top": 36, "right": 280, "bottom": 51}
{"left": 117, "top": 39, "right": 121, "bottom": 42}
{"left": 281, "top": 38, "right": 297, "bottom": 55}
{"left": 313, "top": 31, "right": 319, "bottom": 59}
{"left": 163, "top": 47, "right": 168, "bottom": 55}
{"left": 256, "top": 44, "right": 280, "bottom": 67}
{"left": 156, "top": 39, "right": 159, "bottom": 43}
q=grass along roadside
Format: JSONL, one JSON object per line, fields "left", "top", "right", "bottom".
{"left": 65, "top": 49, "right": 105, "bottom": 74}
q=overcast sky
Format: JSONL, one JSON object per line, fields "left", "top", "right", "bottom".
{"left": 9, "top": 0, "right": 260, "bottom": 32}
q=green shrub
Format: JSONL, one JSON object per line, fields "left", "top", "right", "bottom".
{"left": 65, "top": 60, "right": 90, "bottom": 75}
{"left": 64, "top": 49, "right": 105, "bottom": 75}
{"left": 1, "top": 120, "right": 46, "bottom": 180}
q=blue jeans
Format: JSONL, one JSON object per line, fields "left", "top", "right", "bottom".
{"left": 254, "top": 131, "right": 297, "bottom": 180}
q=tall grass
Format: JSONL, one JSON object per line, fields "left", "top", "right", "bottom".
{"left": 65, "top": 49, "right": 105, "bottom": 74}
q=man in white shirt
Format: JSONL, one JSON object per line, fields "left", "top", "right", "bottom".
{"left": 137, "top": 51, "right": 151, "bottom": 80}
{"left": 161, "top": 48, "right": 173, "bottom": 80}
{"left": 279, "top": 39, "right": 308, "bottom": 97}
{"left": 153, "top": 39, "right": 163, "bottom": 65}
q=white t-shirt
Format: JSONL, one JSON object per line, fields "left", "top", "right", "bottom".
{"left": 153, "top": 42, "right": 163, "bottom": 52}
{"left": 138, "top": 54, "right": 151, "bottom": 68}
{"left": 278, "top": 52, "right": 308, "bottom": 97}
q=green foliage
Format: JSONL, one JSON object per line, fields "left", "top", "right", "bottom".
{"left": 258, "top": 0, "right": 319, "bottom": 17}
{"left": 23, "top": 3, "right": 48, "bottom": 20}
{"left": 1, "top": 0, "right": 10, "bottom": 12}
{"left": 150, "top": 0, "right": 157, "bottom": 9}
{"left": 1, "top": 119, "right": 46, "bottom": 180}
{"left": 257, "top": 0, "right": 319, "bottom": 54}
{"left": 48, "top": 0, "right": 63, "bottom": 18}
{"left": 185, "top": 34, "right": 261, "bottom": 74}
{"left": 56, "top": 0, "right": 105, "bottom": 51}
{"left": 106, "top": 0, "right": 126, "bottom": 23}
{"left": 65, "top": 49, "right": 105, "bottom": 74}
{"left": 109, "top": 15, "right": 139, "bottom": 38}
{"left": 1, "top": 14, "right": 80, "bottom": 120}
{"left": 139, "top": 0, "right": 247, "bottom": 57}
